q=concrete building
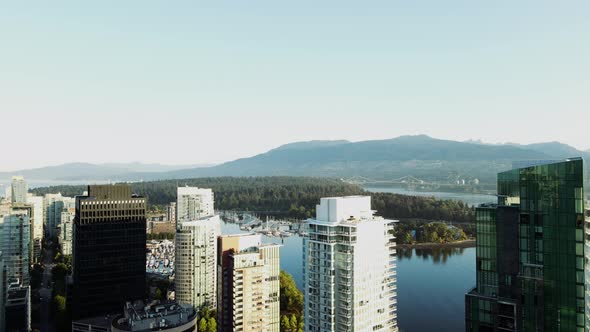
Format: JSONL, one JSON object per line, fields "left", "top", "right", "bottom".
{"left": 166, "top": 202, "right": 176, "bottom": 223}
{"left": 72, "top": 185, "right": 146, "bottom": 320}
{"left": 176, "top": 187, "right": 214, "bottom": 223}
{"left": 0, "top": 213, "right": 31, "bottom": 286}
{"left": 303, "top": 196, "right": 398, "bottom": 332}
{"left": 26, "top": 194, "right": 44, "bottom": 261}
{"left": 44, "top": 193, "right": 74, "bottom": 239}
{"left": 110, "top": 301, "right": 197, "bottom": 332}
{"left": 465, "top": 158, "right": 588, "bottom": 331}
{"left": 10, "top": 176, "right": 27, "bottom": 205}
{"left": 59, "top": 209, "right": 74, "bottom": 256}
{"left": 148, "top": 220, "right": 175, "bottom": 235}
{"left": 218, "top": 234, "right": 281, "bottom": 332}
{"left": 175, "top": 215, "right": 220, "bottom": 310}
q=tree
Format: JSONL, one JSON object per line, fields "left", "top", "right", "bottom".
{"left": 206, "top": 318, "right": 217, "bottom": 332}
{"left": 154, "top": 288, "right": 163, "bottom": 300}
{"left": 53, "top": 295, "right": 66, "bottom": 313}
{"left": 52, "top": 263, "right": 68, "bottom": 283}
{"left": 280, "top": 271, "right": 303, "bottom": 314}
{"left": 403, "top": 232, "right": 412, "bottom": 244}
{"left": 198, "top": 318, "right": 207, "bottom": 331}
{"left": 457, "top": 229, "right": 468, "bottom": 240}
{"left": 281, "top": 315, "right": 290, "bottom": 331}
{"left": 289, "top": 314, "right": 298, "bottom": 331}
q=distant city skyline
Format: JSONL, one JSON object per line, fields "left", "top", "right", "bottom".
{"left": 1, "top": 1, "right": 589, "bottom": 171}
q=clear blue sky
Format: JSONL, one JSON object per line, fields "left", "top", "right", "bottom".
{"left": 1, "top": 1, "right": 588, "bottom": 171}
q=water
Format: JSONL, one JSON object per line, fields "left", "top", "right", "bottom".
{"left": 364, "top": 186, "right": 496, "bottom": 206}
{"left": 220, "top": 220, "right": 475, "bottom": 331}
{"left": 220, "top": 221, "right": 304, "bottom": 289}
{"left": 396, "top": 247, "right": 475, "bottom": 332}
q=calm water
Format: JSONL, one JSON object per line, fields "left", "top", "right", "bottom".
{"left": 364, "top": 186, "right": 496, "bottom": 206}
{"left": 220, "top": 220, "right": 475, "bottom": 332}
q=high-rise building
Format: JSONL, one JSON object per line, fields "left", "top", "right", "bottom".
{"left": 176, "top": 187, "right": 214, "bottom": 223}
{"left": 0, "top": 213, "right": 31, "bottom": 286}
{"left": 44, "top": 193, "right": 74, "bottom": 239}
{"left": 217, "top": 234, "right": 281, "bottom": 332}
{"left": 9, "top": 204, "right": 34, "bottom": 274}
{"left": 26, "top": 194, "right": 44, "bottom": 261}
{"left": 0, "top": 251, "right": 5, "bottom": 332}
{"left": 465, "top": 158, "right": 587, "bottom": 331}
{"left": 72, "top": 185, "right": 146, "bottom": 320}
{"left": 59, "top": 209, "right": 74, "bottom": 256}
{"left": 166, "top": 202, "right": 176, "bottom": 222}
{"left": 175, "top": 215, "right": 220, "bottom": 310}
{"left": 10, "top": 176, "right": 27, "bottom": 205}
{"left": 303, "top": 196, "right": 398, "bottom": 332}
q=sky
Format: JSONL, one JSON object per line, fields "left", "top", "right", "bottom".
{"left": 1, "top": 1, "right": 589, "bottom": 171}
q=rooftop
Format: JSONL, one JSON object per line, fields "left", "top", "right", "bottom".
{"left": 112, "top": 301, "right": 196, "bottom": 332}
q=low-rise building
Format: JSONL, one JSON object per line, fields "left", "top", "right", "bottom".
{"left": 148, "top": 220, "right": 175, "bottom": 234}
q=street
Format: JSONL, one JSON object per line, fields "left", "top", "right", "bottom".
{"left": 39, "top": 242, "right": 55, "bottom": 332}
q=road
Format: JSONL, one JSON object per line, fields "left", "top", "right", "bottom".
{"left": 39, "top": 242, "right": 55, "bottom": 332}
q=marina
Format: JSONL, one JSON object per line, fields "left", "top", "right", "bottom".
{"left": 221, "top": 211, "right": 307, "bottom": 237}
{"left": 146, "top": 239, "right": 175, "bottom": 276}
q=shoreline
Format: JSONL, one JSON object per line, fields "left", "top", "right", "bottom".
{"left": 397, "top": 239, "right": 475, "bottom": 249}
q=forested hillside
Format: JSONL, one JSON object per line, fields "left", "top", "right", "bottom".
{"left": 31, "top": 177, "right": 475, "bottom": 222}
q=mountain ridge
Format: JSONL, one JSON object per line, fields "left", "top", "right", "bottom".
{"left": 2, "top": 136, "right": 588, "bottom": 186}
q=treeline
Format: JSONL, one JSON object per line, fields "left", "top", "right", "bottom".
{"left": 371, "top": 193, "right": 475, "bottom": 223}
{"left": 280, "top": 271, "right": 303, "bottom": 332}
{"left": 31, "top": 177, "right": 474, "bottom": 223}
{"left": 395, "top": 221, "right": 471, "bottom": 245}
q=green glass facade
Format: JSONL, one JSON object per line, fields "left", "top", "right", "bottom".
{"left": 466, "top": 158, "right": 588, "bottom": 332}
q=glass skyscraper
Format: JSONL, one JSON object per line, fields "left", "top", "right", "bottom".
{"left": 72, "top": 185, "right": 147, "bottom": 320}
{"left": 466, "top": 158, "right": 588, "bottom": 331}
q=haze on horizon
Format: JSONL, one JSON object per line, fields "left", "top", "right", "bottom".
{"left": 1, "top": 1, "right": 589, "bottom": 172}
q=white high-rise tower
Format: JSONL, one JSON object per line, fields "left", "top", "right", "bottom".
{"left": 176, "top": 187, "right": 214, "bottom": 223}
{"left": 10, "top": 176, "right": 27, "bottom": 205}
{"left": 175, "top": 187, "right": 220, "bottom": 310}
{"left": 303, "top": 196, "right": 398, "bottom": 332}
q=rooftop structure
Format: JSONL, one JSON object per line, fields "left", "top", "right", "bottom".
{"left": 111, "top": 301, "right": 197, "bottom": 332}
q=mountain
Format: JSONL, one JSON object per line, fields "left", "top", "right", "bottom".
{"left": 521, "top": 142, "right": 588, "bottom": 160}
{"left": 271, "top": 140, "right": 350, "bottom": 151}
{"left": 0, "top": 162, "right": 212, "bottom": 183}
{"left": 149, "top": 135, "right": 581, "bottom": 185}
{"left": 3, "top": 136, "right": 587, "bottom": 188}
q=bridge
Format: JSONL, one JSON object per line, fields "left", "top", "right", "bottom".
{"left": 342, "top": 175, "right": 433, "bottom": 186}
